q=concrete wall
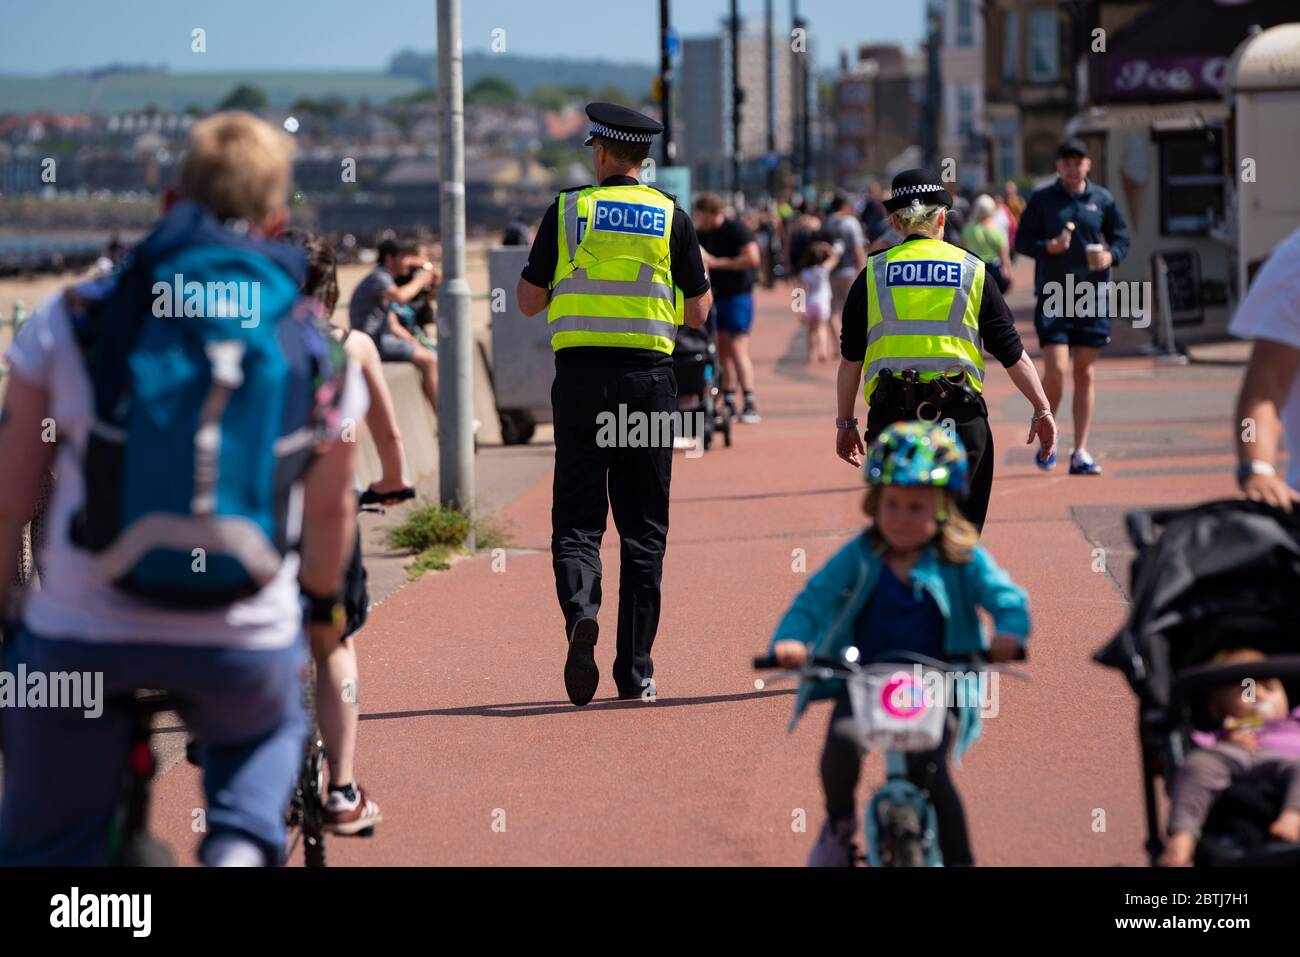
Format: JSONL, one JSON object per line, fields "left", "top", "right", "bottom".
{"left": 351, "top": 333, "right": 503, "bottom": 490}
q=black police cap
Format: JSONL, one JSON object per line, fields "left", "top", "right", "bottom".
{"left": 1058, "top": 137, "right": 1089, "bottom": 159}
{"left": 583, "top": 102, "right": 663, "bottom": 147}
{"left": 883, "top": 168, "right": 954, "bottom": 213}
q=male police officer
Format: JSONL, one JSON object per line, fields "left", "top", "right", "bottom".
{"left": 834, "top": 169, "right": 1057, "bottom": 531}
{"left": 517, "top": 103, "right": 712, "bottom": 706}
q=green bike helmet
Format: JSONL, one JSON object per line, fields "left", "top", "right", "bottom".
{"left": 864, "top": 421, "right": 969, "bottom": 494}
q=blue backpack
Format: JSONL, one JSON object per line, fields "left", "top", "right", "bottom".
{"left": 68, "top": 201, "right": 344, "bottom": 607}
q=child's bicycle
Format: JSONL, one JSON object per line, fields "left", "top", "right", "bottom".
{"left": 753, "top": 648, "right": 1026, "bottom": 867}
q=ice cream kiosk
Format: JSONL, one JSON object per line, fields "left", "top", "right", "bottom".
{"left": 1224, "top": 23, "right": 1300, "bottom": 296}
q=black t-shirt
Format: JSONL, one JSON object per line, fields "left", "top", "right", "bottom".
{"left": 696, "top": 218, "right": 757, "bottom": 298}
{"left": 520, "top": 174, "right": 709, "bottom": 368}
{"left": 839, "top": 234, "right": 1024, "bottom": 369}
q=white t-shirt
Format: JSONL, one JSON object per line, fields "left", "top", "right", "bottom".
{"left": 798, "top": 263, "right": 832, "bottom": 320}
{"left": 6, "top": 289, "right": 368, "bottom": 649}
{"left": 1228, "top": 226, "right": 1300, "bottom": 491}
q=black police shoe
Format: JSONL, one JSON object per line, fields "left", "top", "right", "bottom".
{"left": 617, "top": 678, "right": 656, "bottom": 701}
{"left": 564, "top": 617, "right": 600, "bottom": 706}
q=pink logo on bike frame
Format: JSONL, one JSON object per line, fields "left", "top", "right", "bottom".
{"left": 881, "top": 672, "right": 924, "bottom": 719}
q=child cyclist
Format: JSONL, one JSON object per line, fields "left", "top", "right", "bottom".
{"left": 768, "top": 422, "right": 1030, "bottom": 866}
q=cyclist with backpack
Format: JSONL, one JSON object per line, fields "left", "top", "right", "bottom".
{"left": 767, "top": 422, "right": 1030, "bottom": 866}
{"left": 0, "top": 112, "right": 364, "bottom": 866}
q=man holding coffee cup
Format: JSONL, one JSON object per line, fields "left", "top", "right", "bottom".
{"left": 1015, "top": 138, "right": 1130, "bottom": 475}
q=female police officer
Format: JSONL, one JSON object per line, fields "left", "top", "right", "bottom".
{"left": 833, "top": 169, "right": 1057, "bottom": 532}
{"left": 516, "top": 103, "right": 713, "bottom": 706}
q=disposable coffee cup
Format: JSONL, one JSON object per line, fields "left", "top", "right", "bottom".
{"left": 1086, "top": 243, "right": 1106, "bottom": 269}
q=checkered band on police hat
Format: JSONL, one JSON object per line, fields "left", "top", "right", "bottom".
{"left": 587, "top": 122, "right": 655, "bottom": 144}
{"left": 892, "top": 184, "right": 945, "bottom": 197}
{"left": 884, "top": 169, "right": 953, "bottom": 211}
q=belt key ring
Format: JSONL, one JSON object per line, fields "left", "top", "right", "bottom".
{"left": 915, "top": 400, "right": 942, "bottom": 423}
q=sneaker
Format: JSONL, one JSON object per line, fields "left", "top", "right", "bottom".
{"left": 1035, "top": 448, "right": 1057, "bottom": 470}
{"left": 323, "top": 784, "right": 382, "bottom": 835}
{"left": 740, "top": 401, "right": 762, "bottom": 424}
{"left": 1069, "top": 449, "right": 1102, "bottom": 475}
{"left": 564, "top": 617, "right": 600, "bottom": 706}
{"left": 807, "top": 817, "right": 858, "bottom": 867}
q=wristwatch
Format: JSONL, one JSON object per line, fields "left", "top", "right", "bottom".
{"left": 1236, "top": 460, "right": 1276, "bottom": 488}
{"left": 835, "top": 417, "right": 859, "bottom": 430}
{"left": 303, "top": 588, "right": 346, "bottom": 628}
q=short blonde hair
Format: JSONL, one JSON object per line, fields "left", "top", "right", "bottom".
{"left": 179, "top": 111, "right": 295, "bottom": 225}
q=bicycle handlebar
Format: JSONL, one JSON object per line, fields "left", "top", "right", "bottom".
{"left": 753, "top": 650, "right": 1028, "bottom": 680}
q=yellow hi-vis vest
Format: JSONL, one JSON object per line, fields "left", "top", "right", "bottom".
{"left": 547, "top": 183, "right": 685, "bottom": 354}
{"left": 863, "top": 237, "right": 987, "bottom": 402}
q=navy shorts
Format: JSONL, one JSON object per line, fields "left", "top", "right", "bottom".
{"left": 1033, "top": 297, "right": 1111, "bottom": 350}
{"left": 714, "top": 294, "right": 755, "bottom": 335}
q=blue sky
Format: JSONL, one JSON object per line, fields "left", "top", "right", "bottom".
{"left": 0, "top": 0, "right": 926, "bottom": 74}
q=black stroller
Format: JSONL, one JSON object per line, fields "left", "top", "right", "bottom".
{"left": 1095, "top": 499, "right": 1300, "bottom": 867}
{"left": 672, "top": 316, "right": 732, "bottom": 452}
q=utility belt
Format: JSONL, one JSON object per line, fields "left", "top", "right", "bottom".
{"left": 869, "top": 366, "right": 986, "bottom": 424}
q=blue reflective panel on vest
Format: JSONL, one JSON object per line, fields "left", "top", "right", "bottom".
{"left": 885, "top": 260, "right": 962, "bottom": 287}
{"left": 591, "top": 200, "right": 668, "bottom": 237}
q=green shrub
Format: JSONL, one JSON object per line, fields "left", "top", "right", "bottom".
{"left": 387, "top": 503, "right": 472, "bottom": 552}
{"left": 385, "top": 500, "right": 513, "bottom": 580}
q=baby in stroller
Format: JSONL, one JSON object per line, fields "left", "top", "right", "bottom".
{"left": 1160, "top": 647, "right": 1300, "bottom": 866}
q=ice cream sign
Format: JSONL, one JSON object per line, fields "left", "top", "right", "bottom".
{"left": 1100, "top": 55, "right": 1229, "bottom": 101}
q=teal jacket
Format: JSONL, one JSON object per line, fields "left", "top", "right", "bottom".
{"left": 769, "top": 533, "right": 1030, "bottom": 761}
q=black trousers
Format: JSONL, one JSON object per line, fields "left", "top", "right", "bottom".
{"left": 821, "top": 690, "right": 974, "bottom": 865}
{"left": 865, "top": 393, "right": 994, "bottom": 533}
{"left": 551, "top": 358, "right": 676, "bottom": 695}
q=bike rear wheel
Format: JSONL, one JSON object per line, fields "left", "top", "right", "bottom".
{"left": 287, "top": 659, "right": 328, "bottom": 867}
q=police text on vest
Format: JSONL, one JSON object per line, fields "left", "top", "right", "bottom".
{"left": 592, "top": 201, "right": 668, "bottom": 238}
{"left": 50, "top": 887, "right": 152, "bottom": 937}
{"left": 885, "top": 260, "right": 963, "bottom": 287}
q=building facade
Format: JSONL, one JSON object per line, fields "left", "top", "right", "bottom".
{"left": 983, "top": 0, "right": 1089, "bottom": 184}
{"left": 937, "top": 0, "right": 988, "bottom": 190}
{"left": 680, "top": 18, "right": 795, "bottom": 195}
{"left": 832, "top": 45, "right": 925, "bottom": 191}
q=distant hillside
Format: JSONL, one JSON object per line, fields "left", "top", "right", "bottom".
{"left": 0, "top": 71, "right": 425, "bottom": 114}
{"left": 0, "top": 51, "right": 655, "bottom": 115}
{"left": 389, "top": 49, "right": 654, "bottom": 98}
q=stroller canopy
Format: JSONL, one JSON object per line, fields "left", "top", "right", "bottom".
{"left": 1095, "top": 499, "right": 1300, "bottom": 716}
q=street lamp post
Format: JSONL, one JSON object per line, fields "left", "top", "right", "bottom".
{"left": 730, "top": 0, "right": 743, "bottom": 203}
{"left": 660, "top": 0, "right": 676, "bottom": 165}
{"left": 436, "top": 0, "right": 476, "bottom": 532}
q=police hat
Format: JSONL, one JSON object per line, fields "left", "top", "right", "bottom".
{"left": 882, "top": 168, "right": 953, "bottom": 213}
{"left": 583, "top": 102, "right": 663, "bottom": 147}
{"left": 1057, "top": 137, "right": 1089, "bottom": 159}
